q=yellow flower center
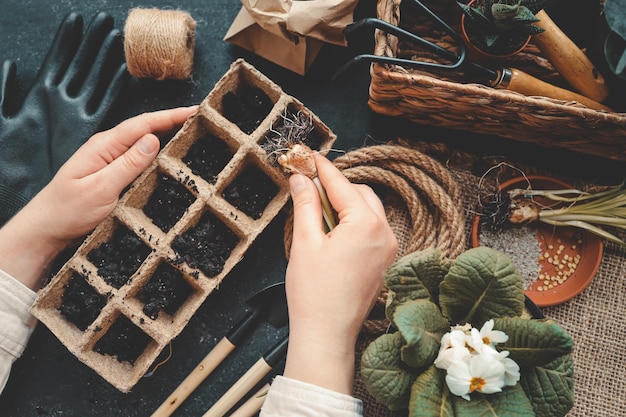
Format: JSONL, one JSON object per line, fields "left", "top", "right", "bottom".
{"left": 469, "top": 377, "right": 486, "bottom": 393}
{"left": 483, "top": 336, "right": 491, "bottom": 345}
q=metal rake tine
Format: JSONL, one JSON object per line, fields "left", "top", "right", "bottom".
{"left": 345, "top": 17, "right": 466, "bottom": 69}
{"left": 332, "top": 53, "right": 455, "bottom": 82}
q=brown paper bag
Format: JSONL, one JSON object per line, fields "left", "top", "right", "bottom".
{"left": 224, "top": 0, "right": 359, "bottom": 75}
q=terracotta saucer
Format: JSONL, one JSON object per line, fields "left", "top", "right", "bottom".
{"left": 471, "top": 175, "right": 604, "bottom": 307}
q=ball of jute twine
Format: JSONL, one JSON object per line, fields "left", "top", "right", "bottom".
{"left": 123, "top": 8, "right": 197, "bottom": 80}
{"left": 282, "top": 144, "right": 466, "bottom": 334}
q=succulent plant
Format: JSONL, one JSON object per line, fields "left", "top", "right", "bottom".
{"left": 604, "top": 0, "right": 626, "bottom": 80}
{"left": 458, "top": 0, "right": 552, "bottom": 54}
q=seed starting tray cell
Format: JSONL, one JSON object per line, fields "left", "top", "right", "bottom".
{"left": 31, "top": 59, "right": 337, "bottom": 393}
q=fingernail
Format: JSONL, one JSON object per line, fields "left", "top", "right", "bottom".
{"left": 137, "top": 136, "right": 158, "bottom": 154}
{"left": 289, "top": 174, "right": 307, "bottom": 195}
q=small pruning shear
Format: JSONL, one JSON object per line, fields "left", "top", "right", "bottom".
{"left": 335, "top": 0, "right": 611, "bottom": 112}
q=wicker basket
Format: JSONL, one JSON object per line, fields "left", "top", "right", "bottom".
{"left": 369, "top": 0, "right": 626, "bottom": 161}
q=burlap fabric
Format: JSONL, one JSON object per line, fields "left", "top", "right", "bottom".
{"left": 341, "top": 142, "right": 626, "bottom": 417}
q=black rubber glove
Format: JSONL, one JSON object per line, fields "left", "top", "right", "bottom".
{"left": 0, "top": 12, "right": 129, "bottom": 225}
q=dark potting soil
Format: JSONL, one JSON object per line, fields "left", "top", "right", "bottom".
{"left": 93, "top": 315, "right": 151, "bottom": 365}
{"left": 183, "top": 133, "right": 233, "bottom": 184}
{"left": 143, "top": 173, "right": 195, "bottom": 232}
{"left": 222, "top": 86, "right": 273, "bottom": 134}
{"left": 222, "top": 166, "right": 278, "bottom": 219}
{"left": 171, "top": 211, "right": 239, "bottom": 278}
{"left": 58, "top": 272, "right": 107, "bottom": 331}
{"left": 87, "top": 224, "right": 151, "bottom": 289}
{"left": 139, "top": 263, "right": 193, "bottom": 320}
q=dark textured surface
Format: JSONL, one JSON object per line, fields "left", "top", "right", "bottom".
{"left": 1, "top": 0, "right": 624, "bottom": 416}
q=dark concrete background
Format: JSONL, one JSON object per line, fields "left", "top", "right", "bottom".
{"left": 0, "top": 1, "right": 624, "bottom": 416}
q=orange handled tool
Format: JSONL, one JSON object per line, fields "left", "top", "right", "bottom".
{"left": 490, "top": 68, "right": 611, "bottom": 111}
{"left": 533, "top": 10, "right": 609, "bottom": 103}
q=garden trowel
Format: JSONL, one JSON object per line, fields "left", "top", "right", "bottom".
{"left": 151, "top": 281, "right": 288, "bottom": 417}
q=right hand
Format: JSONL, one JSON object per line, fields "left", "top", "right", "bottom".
{"left": 283, "top": 153, "right": 398, "bottom": 394}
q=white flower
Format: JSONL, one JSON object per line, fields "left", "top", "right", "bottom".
{"left": 435, "top": 330, "right": 470, "bottom": 370}
{"left": 440, "top": 330, "right": 468, "bottom": 351}
{"left": 479, "top": 319, "right": 509, "bottom": 346}
{"left": 468, "top": 327, "right": 498, "bottom": 354}
{"left": 445, "top": 352, "right": 506, "bottom": 401}
{"left": 498, "top": 351, "right": 521, "bottom": 386}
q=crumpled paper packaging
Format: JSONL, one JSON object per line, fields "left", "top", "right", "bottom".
{"left": 224, "top": 0, "right": 359, "bottom": 75}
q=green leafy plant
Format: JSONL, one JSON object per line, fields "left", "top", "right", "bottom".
{"left": 458, "top": 0, "right": 552, "bottom": 54}
{"left": 361, "top": 247, "right": 574, "bottom": 416}
{"left": 604, "top": 0, "right": 626, "bottom": 80}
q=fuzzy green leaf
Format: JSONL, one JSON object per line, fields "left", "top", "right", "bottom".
{"left": 519, "top": 354, "right": 574, "bottom": 417}
{"left": 491, "top": 3, "right": 521, "bottom": 20}
{"left": 439, "top": 247, "right": 524, "bottom": 326}
{"left": 384, "top": 249, "right": 451, "bottom": 322}
{"left": 361, "top": 332, "right": 419, "bottom": 410}
{"left": 394, "top": 300, "right": 450, "bottom": 368}
{"left": 605, "top": 0, "right": 626, "bottom": 37}
{"left": 452, "top": 384, "right": 535, "bottom": 416}
{"left": 408, "top": 366, "right": 454, "bottom": 417}
{"left": 493, "top": 317, "right": 574, "bottom": 367}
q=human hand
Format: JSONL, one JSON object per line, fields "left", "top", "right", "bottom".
{"left": 0, "top": 107, "right": 197, "bottom": 290}
{"left": 283, "top": 153, "right": 398, "bottom": 394}
{"left": 0, "top": 12, "right": 129, "bottom": 225}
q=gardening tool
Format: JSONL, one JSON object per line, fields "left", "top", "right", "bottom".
{"left": 533, "top": 9, "right": 609, "bottom": 103}
{"left": 333, "top": 0, "right": 611, "bottom": 112}
{"left": 228, "top": 383, "right": 270, "bottom": 417}
{"left": 202, "top": 335, "right": 289, "bottom": 417}
{"left": 151, "top": 282, "right": 288, "bottom": 417}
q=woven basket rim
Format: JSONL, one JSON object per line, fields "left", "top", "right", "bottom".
{"left": 371, "top": 0, "right": 626, "bottom": 120}
{"left": 370, "top": 63, "right": 626, "bottom": 120}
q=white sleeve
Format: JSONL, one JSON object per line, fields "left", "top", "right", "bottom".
{"left": 260, "top": 375, "right": 363, "bottom": 417}
{"left": 0, "top": 269, "right": 37, "bottom": 393}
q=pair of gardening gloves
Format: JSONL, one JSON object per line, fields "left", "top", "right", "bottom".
{"left": 0, "top": 12, "right": 129, "bottom": 226}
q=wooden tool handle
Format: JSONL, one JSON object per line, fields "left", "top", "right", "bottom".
{"left": 228, "top": 383, "right": 270, "bottom": 417}
{"left": 202, "top": 359, "right": 272, "bottom": 417}
{"left": 151, "top": 338, "right": 236, "bottom": 417}
{"left": 505, "top": 68, "right": 612, "bottom": 112}
{"left": 533, "top": 10, "right": 609, "bottom": 103}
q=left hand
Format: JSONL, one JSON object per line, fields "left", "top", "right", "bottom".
{"left": 0, "top": 106, "right": 197, "bottom": 290}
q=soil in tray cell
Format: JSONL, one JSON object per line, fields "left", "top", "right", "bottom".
{"left": 143, "top": 173, "right": 195, "bottom": 232}
{"left": 93, "top": 315, "right": 151, "bottom": 365}
{"left": 222, "top": 166, "right": 278, "bottom": 219}
{"left": 222, "top": 86, "right": 273, "bottom": 134}
{"left": 139, "top": 263, "right": 193, "bottom": 320}
{"left": 59, "top": 272, "right": 107, "bottom": 331}
{"left": 183, "top": 133, "right": 233, "bottom": 184}
{"left": 172, "top": 211, "right": 239, "bottom": 278}
{"left": 87, "top": 224, "right": 151, "bottom": 289}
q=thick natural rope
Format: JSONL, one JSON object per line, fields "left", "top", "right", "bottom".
{"left": 282, "top": 145, "right": 466, "bottom": 335}
{"left": 124, "top": 8, "right": 197, "bottom": 80}
{"left": 334, "top": 145, "right": 465, "bottom": 256}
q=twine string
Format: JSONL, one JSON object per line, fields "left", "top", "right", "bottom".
{"left": 124, "top": 8, "right": 197, "bottom": 80}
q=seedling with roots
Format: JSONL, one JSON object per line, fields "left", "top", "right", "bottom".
{"left": 263, "top": 110, "right": 337, "bottom": 231}
{"left": 504, "top": 185, "right": 626, "bottom": 246}
{"left": 477, "top": 167, "right": 626, "bottom": 246}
